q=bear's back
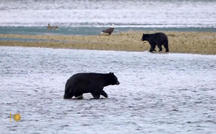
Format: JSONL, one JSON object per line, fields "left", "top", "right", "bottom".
{"left": 147, "top": 32, "right": 168, "bottom": 43}
{"left": 154, "top": 32, "right": 167, "bottom": 39}
{"left": 67, "top": 72, "right": 119, "bottom": 87}
{"left": 71, "top": 73, "right": 105, "bottom": 80}
{"left": 67, "top": 73, "right": 107, "bottom": 86}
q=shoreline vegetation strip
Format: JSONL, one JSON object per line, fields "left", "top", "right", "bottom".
{"left": 0, "top": 31, "right": 216, "bottom": 54}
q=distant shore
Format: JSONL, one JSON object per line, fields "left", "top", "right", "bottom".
{"left": 0, "top": 31, "right": 216, "bottom": 54}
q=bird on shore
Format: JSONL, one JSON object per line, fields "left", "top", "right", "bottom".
{"left": 101, "top": 24, "right": 115, "bottom": 35}
{"left": 47, "top": 23, "right": 58, "bottom": 30}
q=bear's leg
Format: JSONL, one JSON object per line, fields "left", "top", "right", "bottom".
{"left": 75, "top": 94, "right": 83, "bottom": 99}
{"left": 164, "top": 40, "right": 169, "bottom": 52}
{"left": 91, "top": 91, "right": 100, "bottom": 99}
{"left": 64, "top": 86, "right": 74, "bottom": 99}
{"left": 64, "top": 92, "right": 74, "bottom": 99}
{"left": 75, "top": 95, "right": 83, "bottom": 99}
{"left": 149, "top": 42, "right": 156, "bottom": 52}
{"left": 101, "top": 90, "right": 108, "bottom": 98}
{"left": 74, "top": 91, "right": 83, "bottom": 99}
{"left": 158, "top": 44, "right": 162, "bottom": 52}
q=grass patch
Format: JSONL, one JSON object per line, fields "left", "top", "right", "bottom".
{"left": 0, "top": 31, "right": 216, "bottom": 54}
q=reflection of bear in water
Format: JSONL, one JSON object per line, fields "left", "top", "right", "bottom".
{"left": 141, "top": 32, "right": 169, "bottom": 52}
{"left": 64, "top": 72, "right": 120, "bottom": 99}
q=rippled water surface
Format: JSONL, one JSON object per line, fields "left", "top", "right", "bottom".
{"left": 0, "top": 46, "right": 216, "bottom": 134}
{"left": 0, "top": 0, "right": 216, "bottom": 35}
{"left": 0, "top": 0, "right": 216, "bottom": 28}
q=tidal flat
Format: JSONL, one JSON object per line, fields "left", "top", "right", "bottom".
{"left": 0, "top": 31, "right": 216, "bottom": 54}
{"left": 0, "top": 46, "right": 216, "bottom": 134}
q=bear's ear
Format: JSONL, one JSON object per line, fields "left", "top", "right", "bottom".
{"left": 109, "top": 72, "right": 114, "bottom": 75}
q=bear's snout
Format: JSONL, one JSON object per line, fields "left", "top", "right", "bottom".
{"left": 116, "top": 81, "right": 120, "bottom": 85}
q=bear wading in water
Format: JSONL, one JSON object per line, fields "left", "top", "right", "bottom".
{"left": 141, "top": 32, "right": 169, "bottom": 52}
{"left": 64, "top": 72, "right": 120, "bottom": 99}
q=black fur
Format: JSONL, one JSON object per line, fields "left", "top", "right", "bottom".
{"left": 141, "top": 32, "right": 169, "bottom": 52}
{"left": 64, "top": 72, "right": 120, "bottom": 99}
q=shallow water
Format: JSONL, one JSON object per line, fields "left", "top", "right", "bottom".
{"left": 1, "top": 0, "right": 216, "bottom": 35}
{"left": 0, "top": 26, "right": 215, "bottom": 36}
{"left": 0, "top": 0, "right": 215, "bottom": 28}
{"left": 0, "top": 46, "right": 216, "bottom": 134}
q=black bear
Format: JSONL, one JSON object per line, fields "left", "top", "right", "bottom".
{"left": 64, "top": 72, "right": 120, "bottom": 99}
{"left": 141, "top": 32, "right": 169, "bottom": 52}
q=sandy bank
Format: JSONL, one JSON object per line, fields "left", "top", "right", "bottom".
{"left": 0, "top": 31, "right": 216, "bottom": 54}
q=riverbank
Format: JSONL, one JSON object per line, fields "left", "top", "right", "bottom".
{"left": 0, "top": 31, "right": 216, "bottom": 54}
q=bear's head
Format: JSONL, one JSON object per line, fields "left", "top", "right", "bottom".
{"left": 107, "top": 72, "right": 120, "bottom": 85}
{"left": 141, "top": 33, "right": 150, "bottom": 41}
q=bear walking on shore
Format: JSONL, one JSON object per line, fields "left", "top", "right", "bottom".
{"left": 64, "top": 72, "right": 120, "bottom": 99}
{"left": 141, "top": 32, "right": 169, "bottom": 52}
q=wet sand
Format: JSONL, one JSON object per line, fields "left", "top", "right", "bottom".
{"left": 0, "top": 31, "right": 216, "bottom": 54}
{"left": 1, "top": 46, "right": 216, "bottom": 134}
